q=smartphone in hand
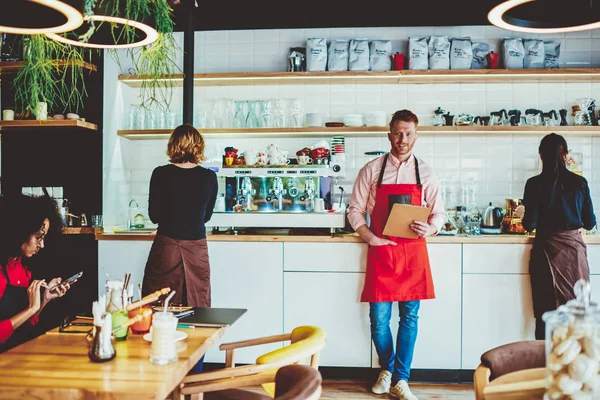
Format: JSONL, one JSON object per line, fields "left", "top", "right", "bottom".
{"left": 49, "top": 271, "right": 83, "bottom": 293}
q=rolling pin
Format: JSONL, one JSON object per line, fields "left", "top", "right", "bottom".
{"left": 126, "top": 287, "right": 171, "bottom": 311}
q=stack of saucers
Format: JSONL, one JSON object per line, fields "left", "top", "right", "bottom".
{"left": 331, "top": 136, "right": 345, "bottom": 155}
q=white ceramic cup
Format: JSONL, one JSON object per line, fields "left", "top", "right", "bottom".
{"left": 314, "top": 198, "right": 325, "bottom": 212}
{"left": 244, "top": 150, "right": 258, "bottom": 165}
{"left": 2, "top": 109, "right": 14, "bottom": 121}
{"left": 298, "top": 155, "right": 313, "bottom": 165}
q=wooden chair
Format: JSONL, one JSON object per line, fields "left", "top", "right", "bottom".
{"left": 176, "top": 326, "right": 327, "bottom": 400}
{"left": 203, "top": 364, "right": 322, "bottom": 400}
{"left": 474, "top": 340, "right": 545, "bottom": 400}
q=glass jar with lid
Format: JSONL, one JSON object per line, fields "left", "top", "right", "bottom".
{"left": 542, "top": 280, "right": 600, "bottom": 399}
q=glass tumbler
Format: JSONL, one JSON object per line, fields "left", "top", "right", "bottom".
{"left": 129, "top": 306, "right": 153, "bottom": 334}
{"left": 111, "top": 310, "right": 129, "bottom": 341}
{"left": 149, "top": 312, "right": 178, "bottom": 365}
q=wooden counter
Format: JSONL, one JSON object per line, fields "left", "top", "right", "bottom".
{"left": 95, "top": 232, "right": 600, "bottom": 244}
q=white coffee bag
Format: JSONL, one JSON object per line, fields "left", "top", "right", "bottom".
{"left": 327, "top": 40, "right": 349, "bottom": 71}
{"left": 450, "top": 37, "right": 472, "bottom": 70}
{"left": 524, "top": 39, "right": 545, "bottom": 69}
{"left": 369, "top": 40, "right": 392, "bottom": 71}
{"left": 409, "top": 36, "right": 429, "bottom": 70}
{"left": 306, "top": 37, "right": 327, "bottom": 72}
{"left": 503, "top": 38, "right": 524, "bottom": 69}
{"left": 428, "top": 36, "right": 450, "bottom": 70}
{"left": 544, "top": 41, "right": 561, "bottom": 68}
{"left": 471, "top": 42, "right": 490, "bottom": 69}
{"left": 349, "top": 39, "right": 370, "bottom": 71}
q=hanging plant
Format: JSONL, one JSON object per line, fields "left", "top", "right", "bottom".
{"left": 13, "top": 35, "right": 91, "bottom": 118}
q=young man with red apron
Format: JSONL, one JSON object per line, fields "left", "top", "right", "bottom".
{"left": 348, "top": 110, "right": 445, "bottom": 400}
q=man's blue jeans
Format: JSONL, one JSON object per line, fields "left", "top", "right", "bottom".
{"left": 369, "top": 301, "right": 420, "bottom": 383}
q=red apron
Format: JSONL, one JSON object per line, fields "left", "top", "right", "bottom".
{"left": 361, "top": 154, "right": 435, "bottom": 302}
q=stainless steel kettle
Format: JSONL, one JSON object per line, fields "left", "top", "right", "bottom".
{"left": 482, "top": 202, "right": 505, "bottom": 228}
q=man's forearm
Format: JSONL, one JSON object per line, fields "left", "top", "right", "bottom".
{"left": 356, "top": 225, "right": 377, "bottom": 245}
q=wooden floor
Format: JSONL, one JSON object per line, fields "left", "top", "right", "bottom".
{"left": 248, "top": 380, "right": 474, "bottom": 399}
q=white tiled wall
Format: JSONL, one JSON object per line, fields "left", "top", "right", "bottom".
{"left": 103, "top": 26, "right": 600, "bottom": 227}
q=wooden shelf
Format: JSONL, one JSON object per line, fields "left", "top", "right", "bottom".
{"left": 62, "top": 227, "right": 103, "bottom": 235}
{"left": 117, "top": 125, "right": 600, "bottom": 140}
{"left": 0, "top": 120, "right": 98, "bottom": 131}
{"left": 0, "top": 60, "right": 97, "bottom": 75}
{"left": 118, "top": 68, "right": 600, "bottom": 87}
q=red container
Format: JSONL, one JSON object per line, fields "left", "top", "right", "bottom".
{"left": 392, "top": 53, "right": 405, "bottom": 70}
{"left": 487, "top": 51, "right": 499, "bottom": 69}
{"left": 129, "top": 306, "right": 153, "bottom": 334}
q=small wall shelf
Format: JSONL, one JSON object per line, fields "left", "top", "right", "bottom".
{"left": 0, "top": 60, "right": 97, "bottom": 75}
{"left": 62, "top": 227, "right": 104, "bottom": 235}
{"left": 118, "top": 68, "right": 600, "bottom": 87}
{"left": 0, "top": 120, "right": 98, "bottom": 131}
{"left": 117, "top": 126, "right": 600, "bottom": 140}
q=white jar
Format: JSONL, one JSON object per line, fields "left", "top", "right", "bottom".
{"left": 2, "top": 109, "right": 14, "bottom": 121}
{"left": 35, "top": 102, "right": 48, "bottom": 120}
{"left": 149, "top": 312, "right": 178, "bottom": 365}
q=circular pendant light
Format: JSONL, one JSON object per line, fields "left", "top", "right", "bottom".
{"left": 0, "top": 0, "right": 84, "bottom": 34}
{"left": 46, "top": 15, "right": 159, "bottom": 49}
{"left": 488, "top": 0, "right": 600, "bottom": 33}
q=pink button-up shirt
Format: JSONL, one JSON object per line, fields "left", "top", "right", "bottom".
{"left": 348, "top": 153, "right": 445, "bottom": 233}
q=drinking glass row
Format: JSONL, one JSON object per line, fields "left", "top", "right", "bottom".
{"left": 195, "top": 98, "right": 304, "bottom": 129}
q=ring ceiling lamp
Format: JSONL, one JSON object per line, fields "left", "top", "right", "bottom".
{"left": 46, "top": 15, "right": 159, "bottom": 49}
{"left": 0, "top": 0, "right": 84, "bottom": 34}
{"left": 488, "top": 0, "right": 600, "bottom": 33}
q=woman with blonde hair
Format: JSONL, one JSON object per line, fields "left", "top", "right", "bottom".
{"left": 142, "top": 124, "right": 218, "bottom": 308}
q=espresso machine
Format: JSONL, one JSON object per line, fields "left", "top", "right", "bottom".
{"left": 205, "top": 159, "right": 346, "bottom": 232}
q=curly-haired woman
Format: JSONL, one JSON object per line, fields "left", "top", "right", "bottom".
{"left": 0, "top": 195, "right": 72, "bottom": 352}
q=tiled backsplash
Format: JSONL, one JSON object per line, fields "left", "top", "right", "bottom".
{"left": 103, "top": 26, "right": 600, "bottom": 227}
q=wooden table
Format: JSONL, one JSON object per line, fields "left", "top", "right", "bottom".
{"left": 0, "top": 326, "right": 225, "bottom": 400}
{"left": 483, "top": 368, "right": 545, "bottom": 400}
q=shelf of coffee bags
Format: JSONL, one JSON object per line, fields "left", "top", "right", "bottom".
{"left": 117, "top": 126, "right": 600, "bottom": 140}
{"left": 118, "top": 69, "right": 600, "bottom": 87}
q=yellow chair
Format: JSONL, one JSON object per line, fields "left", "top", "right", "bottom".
{"left": 177, "top": 326, "right": 327, "bottom": 400}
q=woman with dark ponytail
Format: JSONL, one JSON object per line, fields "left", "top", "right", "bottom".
{"left": 521, "top": 133, "right": 596, "bottom": 339}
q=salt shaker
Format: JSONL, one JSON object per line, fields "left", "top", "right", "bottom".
{"left": 543, "top": 280, "right": 600, "bottom": 399}
{"left": 149, "top": 312, "right": 178, "bottom": 365}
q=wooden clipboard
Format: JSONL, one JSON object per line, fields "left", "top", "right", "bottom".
{"left": 382, "top": 203, "right": 431, "bottom": 239}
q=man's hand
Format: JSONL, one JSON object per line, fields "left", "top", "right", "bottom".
{"left": 410, "top": 221, "right": 437, "bottom": 238}
{"left": 369, "top": 236, "right": 397, "bottom": 246}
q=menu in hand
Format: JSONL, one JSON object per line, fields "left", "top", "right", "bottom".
{"left": 383, "top": 204, "right": 431, "bottom": 239}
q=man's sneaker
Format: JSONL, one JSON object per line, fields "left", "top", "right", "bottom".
{"left": 390, "top": 380, "right": 418, "bottom": 400}
{"left": 371, "top": 370, "right": 392, "bottom": 394}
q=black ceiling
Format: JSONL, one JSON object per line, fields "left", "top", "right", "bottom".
{"left": 172, "top": 0, "right": 505, "bottom": 31}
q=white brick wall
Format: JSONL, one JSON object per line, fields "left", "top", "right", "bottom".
{"left": 102, "top": 26, "right": 600, "bottom": 227}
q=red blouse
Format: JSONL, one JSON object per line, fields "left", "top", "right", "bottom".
{"left": 0, "top": 257, "right": 38, "bottom": 344}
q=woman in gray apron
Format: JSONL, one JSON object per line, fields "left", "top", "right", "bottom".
{"left": 142, "top": 124, "right": 218, "bottom": 308}
{"left": 522, "top": 133, "right": 596, "bottom": 339}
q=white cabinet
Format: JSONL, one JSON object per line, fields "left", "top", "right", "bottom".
{"left": 98, "top": 241, "right": 152, "bottom": 296}
{"left": 369, "top": 244, "right": 462, "bottom": 370}
{"left": 588, "top": 245, "right": 600, "bottom": 275}
{"left": 284, "top": 242, "right": 368, "bottom": 272}
{"left": 462, "top": 274, "right": 534, "bottom": 369}
{"left": 463, "top": 244, "right": 531, "bottom": 274}
{"left": 205, "top": 242, "right": 284, "bottom": 364}
{"left": 284, "top": 271, "right": 372, "bottom": 367}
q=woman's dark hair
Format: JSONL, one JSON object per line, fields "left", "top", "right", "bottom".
{"left": 539, "top": 133, "right": 585, "bottom": 205}
{"left": 0, "top": 195, "right": 62, "bottom": 264}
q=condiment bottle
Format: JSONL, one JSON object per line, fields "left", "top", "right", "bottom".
{"left": 542, "top": 280, "right": 600, "bottom": 399}
{"left": 88, "top": 313, "right": 116, "bottom": 363}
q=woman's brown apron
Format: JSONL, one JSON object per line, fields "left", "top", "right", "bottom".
{"left": 142, "top": 234, "right": 211, "bottom": 307}
{"left": 530, "top": 230, "right": 589, "bottom": 339}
